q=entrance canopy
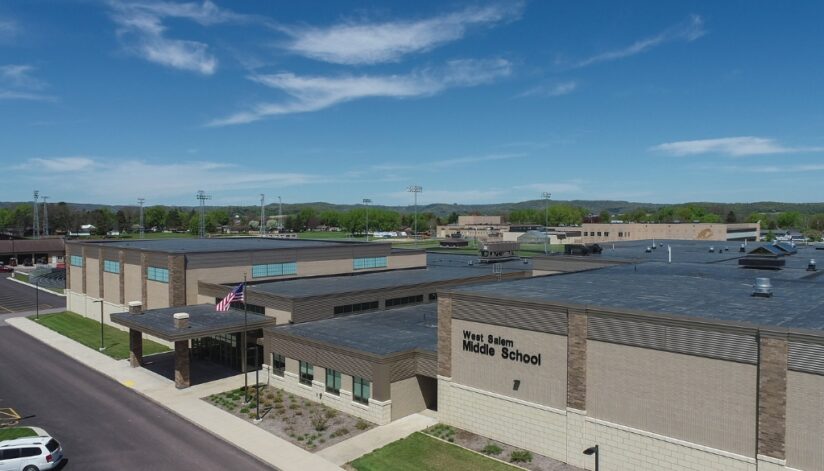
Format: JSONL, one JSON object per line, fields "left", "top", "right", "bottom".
{"left": 111, "top": 304, "right": 275, "bottom": 342}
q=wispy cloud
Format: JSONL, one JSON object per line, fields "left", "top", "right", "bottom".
{"left": 517, "top": 80, "right": 577, "bottom": 98}
{"left": 373, "top": 153, "right": 524, "bottom": 171}
{"left": 651, "top": 136, "right": 824, "bottom": 157}
{"left": 384, "top": 188, "right": 510, "bottom": 204}
{"left": 0, "top": 64, "right": 55, "bottom": 101}
{"left": 0, "top": 18, "right": 18, "bottom": 42}
{"left": 513, "top": 181, "right": 585, "bottom": 195}
{"left": 209, "top": 58, "right": 512, "bottom": 126}
{"left": 572, "top": 15, "right": 705, "bottom": 68}
{"left": 16, "top": 156, "right": 325, "bottom": 201}
{"left": 107, "top": 0, "right": 255, "bottom": 75}
{"left": 281, "top": 3, "right": 522, "bottom": 65}
{"left": 721, "top": 164, "right": 824, "bottom": 174}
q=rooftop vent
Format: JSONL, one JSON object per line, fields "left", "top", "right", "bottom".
{"left": 173, "top": 312, "right": 190, "bottom": 329}
{"left": 709, "top": 247, "right": 715, "bottom": 253}
{"left": 645, "top": 247, "right": 652, "bottom": 253}
{"left": 808, "top": 259, "right": 817, "bottom": 271}
{"left": 752, "top": 278, "right": 773, "bottom": 298}
{"left": 740, "top": 244, "right": 746, "bottom": 253}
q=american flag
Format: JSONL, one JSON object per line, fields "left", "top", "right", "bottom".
{"left": 216, "top": 283, "right": 245, "bottom": 312}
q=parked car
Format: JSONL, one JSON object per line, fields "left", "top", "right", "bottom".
{"left": 0, "top": 427, "right": 64, "bottom": 470}
{"left": 0, "top": 264, "right": 13, "bottom": 273}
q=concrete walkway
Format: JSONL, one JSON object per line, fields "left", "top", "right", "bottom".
{"left": 6, "top": 317, "right": 342, "bottom": 471}
{"left": 317, "top": 412, "right": 438, "bottom": 465}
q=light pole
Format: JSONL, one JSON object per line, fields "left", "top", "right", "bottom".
{"left": 42, "top": 196, "right": 49, "bottom": 237}
{"left": 407, "top": 185, "right": 422, "bottom": 248}
{"left": 583, "top": 445, "right": 599, "bottom": 471}
{"left": 542, "top": 192, "right": 551, "bottom": 255}
{"left": 362, "top": 198, "right": 372, "bottom": 242}
{"left": 137, "top": 198, "right": 145, "bottom": 239}
{"left": 92, "top": 298, "right": 105, "bottom": 351}
{"left": 277, "top": 196, "right": 283, "bottom": 231}
{"left": 35, "top": 278, "right": 39, "bottom": 320}
{"left": 259, "top": 194, "right": 266, "bottom": 237}
{"left": 242, "top": 274, "right": 249, "bottom": 404}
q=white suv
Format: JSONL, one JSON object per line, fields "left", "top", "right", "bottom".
{"left": 0, "top": 427, "right": 64, "bottom": 471}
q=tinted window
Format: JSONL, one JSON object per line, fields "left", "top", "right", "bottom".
{"left": 46, "top": 439, "right": 59, "bottom": 452}
{"left": 1, "top": 448, "right": 21, "bottom": 459}
{"left": 22, "top": 447, "right": 42, "bottom": 457}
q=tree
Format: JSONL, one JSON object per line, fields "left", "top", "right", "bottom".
{"left": 166, "top": 208, "right": 183, "bottom": 230}
{"left": 598, "top": 210, "right": 611, "bottom": 224}
{"left": 776, "top": 211, "right": 801, "bottom": 229}
{"left": 725, "top": 210, "right": 737, "bottom": 224}
{"left": 144, "top": 206, "right": 168, "bottom": 230}
{"left": 447, "top": 211, "right": 459, "bottom": 224}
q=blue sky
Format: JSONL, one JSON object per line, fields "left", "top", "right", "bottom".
{"left": 2, "top": 1, "right": 824, "bottom": 207}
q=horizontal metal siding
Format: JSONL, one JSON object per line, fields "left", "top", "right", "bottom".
{"left": 185, "top": 245, "right": 391, "bottom": 269}
{"left": 268, "top": 335, "right": 375, "bottom": 380}
{"left": 789, "top": 341, "right": 824, "bottom": 375}
{"left": 588, "top": 316, "right": 757, "bottom": 364}
{"left": 144, "top": 252, "right": 168, "bottom": 267}
{"left": 186, "top": 252, "right": 249, "bottom": 269}
{"left": 123, "top": 249, "right": 141, "bottom": 265}
{"left": 452, "top": 299, "right": 567, "bottom": 336}
{"left": 416, "top": 354, "right": 437, "bottom": 378}
{"left": 390, "top": 355, "right": 418, "bottom": 382}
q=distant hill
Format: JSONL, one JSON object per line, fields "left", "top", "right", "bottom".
{"left": 2, "top": 199, "right": 824, "bottom": 217}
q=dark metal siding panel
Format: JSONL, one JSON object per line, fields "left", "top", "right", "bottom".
{"left": 123, "top": 249, "right": 141, "bottom": 265}
{"left": 251, "top": 251, "right": 301, "bottom": 264}
{"left": 416, "top": 354, "right": 437, "bottom": 378}
{"left": 389, "top": 355, "right": 418, "bottom": 382}
{"left": 789, "top": 341, "right": 824, "bottom": 375}
{"left": 145, "top": 252, "right": 168, "bottom": 267}
{"left": 588, "top": 316, "right": 758, "bottom": 364}
{"left": 186, "top": 252, "right": 251, "bottom": 269}
{"left": 452, "top": 299, "right": 567, "bottom": 336}
{"left": 100, "top": 248, "right": 120, "bottom": 262}
{"left": 268, "top": 335, "right": 376, "bottom": 380}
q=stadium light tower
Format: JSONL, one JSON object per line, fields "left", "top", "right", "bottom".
{"left": 196, "top": 190, "right": 212, "bottom": 238}
{"left": 41, "top": 196, "right": 49, "bottom": 236}
{"left": 137, "top": 198, "right": 145, "bottom": 239}
{"left": 32, "top": 190, "right": 40, "bottom": 240}
{"left": 363, "top": 198, "right": 372, "bottom": 242}
{"left": 407, "top": 185, "right": 422, "bottom": 248}
{"left": 542, "top": 192, "right": 551, "bottom": 255}
{"left": 259, "top": 194, "right": 266, "bottom": 237}
{"left": 277, "top": 196, "right": 283, "bottom": 230}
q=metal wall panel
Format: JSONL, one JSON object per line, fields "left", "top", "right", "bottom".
{"left": 788, "top": 341, "right": 824, "bottom": 375}
{"left": 452, "top": 299, "right": 567, "bottom": 336}
{"left": 123, "top": 249, "right": 141, "bottom": 265}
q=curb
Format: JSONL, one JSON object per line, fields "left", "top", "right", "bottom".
{"left": 6, "top": 276, "right": 67, "bottom": 297}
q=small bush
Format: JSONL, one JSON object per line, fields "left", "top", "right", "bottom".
{"left": 296, "top": 435, "right": 304, "bottom": 442}
{"left": 332, "top": 427, "right": 350, "bottom": 438}
{"left": 355, "top": 419, "right": 369, "bottom": 430}
{"left": 248, "top": 412, "right": 257, "bottom": 419}
{"left": 510, "top": 450, "right": 533, "bottom": 463}
{"left": 311, "top": 408, "right": 331, "bottom": 431}
{"left": 482, "top": 443, "right": 503, "bottom": 456}
{"left": 289, "top": 403, "right": 300, "bottom": 410}
{"left": 273, "top": 396, "right": 283, "bottom": 403}
{"left": 240, "top": 407, "right": 250, "bottom": 414}
{"left": 266, "top": 392, "right": 275, "bottom": 399}
{"left": 324, "top": 408, "right": 338, "bottom": 419}
{"left": 295, "top": 411, "right": 303, "bottom": 416}
{"left": 319, "top": 438, "right": 326, "bottom": 444}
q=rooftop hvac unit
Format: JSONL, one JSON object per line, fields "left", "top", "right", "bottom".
{"left": 752, "top": 278, "right": 773, "bottom": 297}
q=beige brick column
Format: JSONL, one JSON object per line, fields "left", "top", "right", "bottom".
{"left": 757, "top": 331, "right": 788, "bottom": 461}
{"left": 567, "top": 309, "right": 588, "bottom": 411}
{"left": 437, "top": 296, "right": 453, "bottom": 377}
{"left": 81, "top": 246, "right": 87, "bottom": 294}
{"left": 175, "top": 340, "right": 191, "bottom": 389}
{"left": 140, "top": 253, "right": 148, "bottom": 307}
{"left": 98, "top": 255, "right": 104, "bottom": 300}
{"left": 65, "top": 247, "right": 71, "bottom": 289}
{"left": 118, "top": 250, "right": 126, "bottom": 305}
{"left": 168, "top": 255, "right": 186, "bottom": 307}
{"left": 372, "top": 363, "right": 391, "bottom": 402}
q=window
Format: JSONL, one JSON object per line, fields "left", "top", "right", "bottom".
{"left": 604, "top": 232, "right": 610, "bottom": 237}
{"left": 103, "top": 259, "right": 120, "bottom": 274}
{"left": 299, "top": 361, "right": 314, "bottom": 386}
{"left": 46, "top": 439, "right": 59, "bottom": 453}
{"left": 597, "top": 232, "right": 602, "bottom": 237}
{"left": 618, "top": 232, "right": 624, "bottom": 237}
{"left": 333, "top": 300, "right": 379, "bottom": 316}
{"left": 271, "top": 353, "right": 285, "bottom": 377}
{"left": 326, "top": 369, "right": 341, "bottom": 395}
{"left": 252, "top": 262, "right": 297, "bottom": 278}
{"left": 353, "top": 376, "right": 371, "bottom": 404}
{"left": 70, "top": 255, "right": 83, "bottom": 267}
{"left": 583, "top": 232, "right": 588, "bottom": 236}
{"left": 0, "top": 448, "right": 21, "bottom": 459}
{"left": 353, "top": 256, "right": 388, "bottom": 270}
{"left": 429, "top": 292, "right": 438, "bottom": 301}
{"left": 21, "top": 447, "right": 42, "bottom": 457}
{"left": 147, "top": 266, "right": 169, "bottom": 283}
{"left": 385, "top": 294, "right": 424, "bottom": 308}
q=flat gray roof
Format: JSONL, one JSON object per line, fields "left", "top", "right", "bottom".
{"left": 449, "top": 257, "right": 824, "bottom": 332}
{"left": 269, "top": 304, "right": 437, "bottom": 356}
{"left": 249, "top": 265, "right": 519, "bottom": 298}
{"left": 111, "top": 304, "right": 275, "bottom": 341}
{"left": 76, "top": 237, "right": 352, "bottom": 253}
{"left": 426, "top": 252, "right": 532, "bottom": 271}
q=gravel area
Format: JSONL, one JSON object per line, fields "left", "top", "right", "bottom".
{"left": 205, "top": 385, "right": 374, "bottom": 452}
{"left": 424, "top": 424, "right": 584, "bottom": 471}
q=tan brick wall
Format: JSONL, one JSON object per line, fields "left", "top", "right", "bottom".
{"left": 123, "top": 263, "right": 141, "bottom": 305}
{"left": 786, "top": 371, "right": 824, "bottom": 470}
{"left": 102, "top": 272, "right": 120, "bottom": 304}
{"left": 389, "top": 376, "right": 428, "bottom": 420}
{"left": 566, "top": 310, "right": 587, "bottom": 410}
{"left": 85, "top": 256, "right": 100, "bottom": 298}
{"left": 437, "top": 296, "right": 452, "bottom": 377}
{"left": 757, "top": 335, "right": 788, "bottom": 460}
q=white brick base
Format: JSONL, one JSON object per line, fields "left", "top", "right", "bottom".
{"left": 66, "top": 290, "right": 172, "bottom": 348}
{"left": 438, "top": 377, "right": 795, "bottom": 471}
{"left": 270, "top": 370, "right": 392, "bottom": 425}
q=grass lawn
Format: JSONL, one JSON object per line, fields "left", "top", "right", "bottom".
{"left": 350, "top": 432, "right": 519, "bottom": 471}
{"left": 32, "top": 311, "right": 169, "bottom": 360}
{"left": 13, "top": 272, "right": 30, "bottom": 283}
{"left": 0, "top": 427, "right": 36, "bottom": 441}
{"left": 298, "top": 231, "right": 365, "bottom": 241}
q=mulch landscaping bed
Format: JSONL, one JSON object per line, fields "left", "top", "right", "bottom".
{"left": 423, "top": 424, "right": 583, "bottom": 471}
{"left": 205, "top": 385, "right": 374, "bottom": 452}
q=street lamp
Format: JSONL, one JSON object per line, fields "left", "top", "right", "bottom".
{"left": 92, "top": 298, "right": 105, "bottom": 351}
{"left": 583, "top": 445, "right": 599, "bottom": 471}
{"left": 542, "top": 192, "right": 551, "bottom": 255}
{"left": 362, "top": 199, "right": 372, "bottom": 242}
{"left": 35, "top": 278, "right": 40, "bottom": 320}
{"left": 407, "top": 185, "right": 422, "bottom": 248}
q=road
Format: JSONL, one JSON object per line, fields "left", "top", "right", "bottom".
{"left": 0, "top": 326, "right": 274, "bottom": 470}
{"left": 0, "top": 273, "right": 65, "bottom": 313}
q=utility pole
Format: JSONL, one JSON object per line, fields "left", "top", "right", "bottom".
{"left": 363, "top": 198, "right": 372, "bottom": 242}
{"left": 407, "top": 186, "right": 422, "bottom": 248}
{"left": 196, "top": 190, "right": 211, "bottom": 238}
{"left": 277, "top": 196, "right": 283, "bottom": 231}
{"left": 41, "top": 196, "right": 49, "bottom": 237}
{"left": 259, "top": 194, "right": 266, "bottom": 237}
{"left": 32, "top": 191, "right": 40, "bottom": 240}
{"left": 137, "top": 198, "right": 145, "bottom": 239}
{"left": 542, "top": 192, "right": 551, "bottom": 255}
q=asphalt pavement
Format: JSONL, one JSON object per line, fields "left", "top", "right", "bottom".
{"left": 0, "top": 273, "right": 65, "bottom": 313}
{"left": 0, "top": 326, "right": 274, "bottom": 470}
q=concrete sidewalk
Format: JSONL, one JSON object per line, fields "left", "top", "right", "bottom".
{"left": 0, "top": 307, "right": 65, "bottom": 325}
{"left": 6, "top": 317, "right": 342, "bottom": 471}
{"left": 318, "top": 412, "right": 438, "bottom": 465}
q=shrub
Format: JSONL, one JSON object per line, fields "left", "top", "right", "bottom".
{"left": 240, "top": 407, "right": 250, "bottom": 414}
{"left": 319, "top": 438, "right": 326, "bottom": 444}
{"left": 295, "top": 411, "right": 303, "bottom": 416}
{"left": 482, "top": 443, "right": 503, "bottom": 456}
{"left": 296, "top": 435, "right": 304, "bottom": 442}
{"left": 311, "top": 408, "right": 331, "bottom": 431}
{"left": 248, "top": 412, "right": 257, "bottom": 419}
{"left": 266, "top": 392, "right": 275, "bottom": 399}
{"left": 510, "top": 450, "right": 533, "bottom": 463}
{"left": 289, "top": 403, "right": 300, "bottom": 410}
{"left": 331, "top": 427, "right": 350, "bottom": 438}
{"left": 324, "top": 408, "right": 338, "bottom": 419}
{"left": 355, "top": 419, "right": 369, "bottom": 430}
{"left": 273, "top": 396, "right": 283, "bottom": 403}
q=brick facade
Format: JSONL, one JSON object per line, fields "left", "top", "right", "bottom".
{"left": 757, "top": 334, "right": 788, "bottom": 460}
{"left": 168, "top": 254, "right": 186, "bottom": 307}
{"left": 566, "top": 310, "right": 587, "bottom": 410}
{"left": 437, "top": 297, "right": 452, "bottom": 377}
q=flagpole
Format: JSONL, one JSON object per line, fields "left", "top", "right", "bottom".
{"left": 243, "top": 273, "right": 249, "bottom": 404}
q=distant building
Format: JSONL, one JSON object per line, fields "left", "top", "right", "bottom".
{"left": 581, "top": 222, "right": 760, "bottom": 243}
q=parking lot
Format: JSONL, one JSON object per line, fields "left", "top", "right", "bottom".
{"left": 0, "top": 274, "right": 65, "bottom": 313}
